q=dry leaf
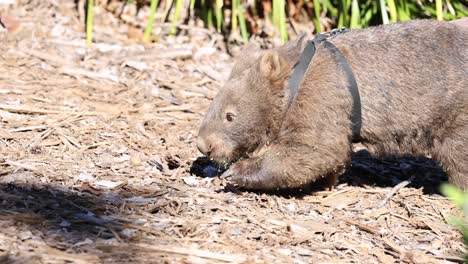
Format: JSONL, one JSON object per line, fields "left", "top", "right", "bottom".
{"left": 77, "top": 182, "right": 102, "bottom": 195}
{"left": 93, "top": 180, "right": 126, "bottom": 190}
{"left": 321, "top": 192, "right": 360, "bottom": 208}
{"left": 288, "top": 220, "right": 336, "bottom": 236}
{"left": 0, "top": 12, "right": 21, "bottom": 33}
{"left": 372, "top": 249, "right": 396, "bottom": 264}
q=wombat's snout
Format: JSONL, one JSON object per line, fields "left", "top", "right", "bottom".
{"left": 197, "top": 136, "right": 211, "bottom": 156}
{"left": 197, "top": 134, "right": 226, "bottom": 159}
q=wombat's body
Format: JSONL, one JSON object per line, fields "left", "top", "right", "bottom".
{"left": 197, "top": 19, "right": 468, "bottom": 190}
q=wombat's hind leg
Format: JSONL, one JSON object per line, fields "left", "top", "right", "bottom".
{"left": 436, "top": 122, "right": 468, "bottom": 190}
{"left": 323, "top": 173, "right": 338, "bottom": 191}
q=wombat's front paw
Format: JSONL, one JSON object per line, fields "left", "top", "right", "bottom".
{"left": 221, "top": 158, "right": 278, "bottom": 190}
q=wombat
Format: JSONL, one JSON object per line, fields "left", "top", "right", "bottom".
{"left": 197, "top": 19, "right": 468, "bottom": 191}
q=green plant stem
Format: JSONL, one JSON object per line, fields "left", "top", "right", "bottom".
{"left": 237, "top": 0, "right": 249, "bottom": 43}
{"left": 231, "top": 0, "right": 238, "bottom": 32}
{"left": 278, "top": 0, "right": 287, "bottom": 43}
{"left": 397, "top": 0, "right": 411, "bottom": 21}
{"left": 322, "top": 0, "right": 337, "bottom": 17}
{"left": 379, "top": 0, "right": 389, "bottom": 24}
{"left": 170, "top": 0, "right": 183, "bottom": 36}
{"left": 207, "top": 3, "right": 213, "bottom": 28}
{"left": 312, "top": 0, "right": 322, "bottom": 33}
{"left": 338, "top": 0, "right": 351, "bottom": 28}
{"left": 272, "top": 0, "right": 280, "bottom": 28}
{"left": 143, "top": 0, "right": 159, "bottom": 42}
{"left": 216, "top": 0, "right": 223, "bottom": 32}
{"left": 436, "top": 0, "right": 443, "bottom": 20}
{"left": 190, "top": 0, "right": 195, "bottom": 15}
{"left": 86, "top": 0, "right": 94, "bottom": 46}
{"left": 350, "top": 0, "right": 360, "bottom": 28}
{"left": 387, "top": 0, "right": 397, "bottom": 23}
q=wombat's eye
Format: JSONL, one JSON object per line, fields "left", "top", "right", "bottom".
{"left": 226, "top": 113, "right": 234, "bottom": 122}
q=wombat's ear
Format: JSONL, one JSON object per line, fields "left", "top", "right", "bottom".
{"left": 259, "top": 51, "right": 288, "bottom": 81}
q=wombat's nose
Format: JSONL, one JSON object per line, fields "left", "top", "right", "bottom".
{"left": 197, "top": 137, "right": 211, "bottom": 156}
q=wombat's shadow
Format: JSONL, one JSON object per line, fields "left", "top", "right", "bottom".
{"left": 342, "top": 149, "right": 448, "bottom": 194}
{"left": 191, "top": 150, "right": 448, "bottom": 196}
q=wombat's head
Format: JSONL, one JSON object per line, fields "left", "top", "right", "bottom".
{"left": 197, "top": 35, "right": 306, "bottom": 165}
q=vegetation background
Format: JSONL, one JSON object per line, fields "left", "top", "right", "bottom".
{"left": 86, "top": 0, "right": 467, "bottom": 45}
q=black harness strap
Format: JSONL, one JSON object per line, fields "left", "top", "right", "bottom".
{"left": 287, "top": 30, "right": 362, "bottom": 142}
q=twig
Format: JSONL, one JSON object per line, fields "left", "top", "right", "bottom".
{"left": 21, "top": 48, "right": 74, "bottom": 66}
{"left": 0, "top": 131, "right": 31, "bottom": 139}
{"left": 345, "top": 219, "right": 380, "bottom": 236}
{"left": 320, "top": 188, "right": 353, "bottom": 203}
{"left": 433, "top": 255, "right": 466, "bottom": 263}
{"left": 9, "top": 125, "right": 48, "bottom": 132}
{"left": 106, "top": 225, "right": 123, "bottom": 243}
{"left": 0, "top": 104, "right": 99, "bottom": 116}
{"left": 382, "top": 237, "right": 403, "bottom": 254}
{"left": 5, "top": 160, "right": 45, "bottom": 174}
{"left": 157, "top": 105, "right": 193, "bottom": 113}
{"left": 98, "top": 243, "right": 248, "bottom": 263}
{"left": 61, "top": 67, "right": 120, "bottom": 83}
{"left": 377, "top": 176, "right": 415, "bottom": 208}
{"left": 114, "top": 48, "right": 193, "bottom": 61}
{"left": 122, "top": 223, "right": 162, "bottom": 236}
{"left": 28, "top": 127, "right": 55, "bottom": 149}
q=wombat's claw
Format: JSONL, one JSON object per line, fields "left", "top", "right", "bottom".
{"left": 225, "top": 182, "right": 243, "bottom": 194}
{"left": 220, "top": 168, "right": 234, "bottom": 179}
{"left": 220, "top": 169, "right": 245, "bottom": 193}
{"left": 221, "top": 167, "right": 249, "bottom": 188}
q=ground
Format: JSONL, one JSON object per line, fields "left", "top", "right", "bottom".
{"left": 0, "top": 1, "right": 466, "bottom": 263}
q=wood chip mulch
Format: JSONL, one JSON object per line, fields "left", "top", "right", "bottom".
{"left": 0, "top": 1, "right": 465, "bottom": 263}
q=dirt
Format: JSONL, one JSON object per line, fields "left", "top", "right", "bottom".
{"left": 0, "top": 1, "right": 465, "bottom": 263}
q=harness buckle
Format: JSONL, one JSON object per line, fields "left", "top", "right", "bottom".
{"left": 325, "top": 27, "right": 348, "bottom": 39}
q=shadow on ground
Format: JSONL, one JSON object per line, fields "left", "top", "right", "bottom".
{"left": 342, "top": 149, "right": 448, "bottom": 194}
{"left": 0, "top": 182, "right": 124, "bottom": 233}
{"left": 191, "top": 149, "right": 448, "bottom": 196}
{"left": 0, "top": 182, "right": 156, "bottom": 262}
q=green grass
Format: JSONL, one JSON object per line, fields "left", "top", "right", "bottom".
{"left": 439, "top": 183, "right": 468, "bottom": 262}
{"left": 143, "top": 0, "right": 159, "bottom": 42}
{"left": 86, "top": 0, "right": 94, "bottom": 46}
{"left": 350, "top": 0, "right": 360, "bottom": 28}
{"left": 85, "top": 0, "right": 468, "bottom": 45}
{"left": 278, "top": 0, "right": 287, "bottom": 42}
{"left": 216, "top": 0, "right": 223, "bottom": 32}
{"left": 387, "top": 0, "right": 398, "bottom": 23}
{"left": 170, "top": 0, "right": 184, "bottom": 36}
{"left": 312, "top": 0, "right": 322, "bottom": 32}
{"left": 236, "top": 0, "right": 249, "bottom": 43}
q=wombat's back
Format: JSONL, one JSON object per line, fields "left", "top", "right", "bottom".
{"left": 333, "top": 19, "right": 468, "bottom": 94}
{"left": 329, "top": 20, "right": 467, "bottom": 155}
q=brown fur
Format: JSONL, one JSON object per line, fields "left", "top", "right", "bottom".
{"left": 197, "top": 19, "right": 468, "bottom": 191}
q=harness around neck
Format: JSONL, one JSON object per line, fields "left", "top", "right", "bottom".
{"left": 287, "top": 30, "right": 362, "bottom": 142}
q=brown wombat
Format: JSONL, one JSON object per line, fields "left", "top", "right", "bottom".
{"left": 197, "top": 19, "right": 468, "bottom": 191}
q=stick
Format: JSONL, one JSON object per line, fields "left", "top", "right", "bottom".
{"left": 377, "top": 175, "right": 415, "bottom": 208}
{"left": 5, "top": 160, "right": 45, "bottom": 174}
{"left": 0, "top": 104, "right": 99, "bottom": 116}
{"left": 345, "top": 219, "right": 380, "bottom": 236}
{"left": 21, "top": 48, "right": 74, "bottom": 66}
{"left": 61, "top": 67, "right": 120, "bottom": 83}
{"left": 98, "top": 243, "right": 248, "bottom": 263}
